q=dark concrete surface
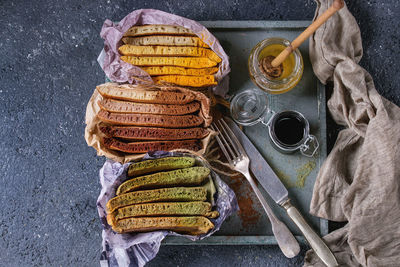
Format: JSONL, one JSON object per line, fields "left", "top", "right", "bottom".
{"left": 0, "top": 0, "right": 398, "bottom": 266}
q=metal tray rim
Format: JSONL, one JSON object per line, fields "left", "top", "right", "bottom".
{"left": 162, "top": 20, "right": 328, "bottom": 246}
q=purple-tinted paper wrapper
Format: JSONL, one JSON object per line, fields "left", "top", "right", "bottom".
{"left": 97, "top": 151, "right": 238, "bottom": 267}
{"left": 97, "top": 9, "right": 231, "bottom": 97}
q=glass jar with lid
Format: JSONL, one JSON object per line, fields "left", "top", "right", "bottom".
{"left": 230, "top": 89, "right": 319, "bottom": 157}
{"left": 248, "top": 37, "right": 304, "bottom": 94}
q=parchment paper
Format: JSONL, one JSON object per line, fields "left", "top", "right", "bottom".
{"left": 97, "top": 151, "right": 239, "bottom": 267}
{"left": 98, "top": 8, "right": 231, "bottom": 97}
{"left": 84, "top": 82, "right": 216, "bottom": 163}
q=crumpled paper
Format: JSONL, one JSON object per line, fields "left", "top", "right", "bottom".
{"left": 97, "top": 151, "right": 239, "bottom": 267}
{"left": 98, "top": 8, "right": 231, "bottom": 97}
{"left": 84, "top": 82, "right": 216, "bottom": 163}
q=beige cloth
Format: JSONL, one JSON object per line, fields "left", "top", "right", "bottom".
{"left": 304, "top": 0, "right": 400, "bottom": 266}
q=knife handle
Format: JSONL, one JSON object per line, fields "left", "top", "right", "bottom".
{"left": 282, "top": 200, "right": 338, "bottom": 267}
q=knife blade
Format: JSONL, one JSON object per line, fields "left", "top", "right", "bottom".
{"left": 225, "top": 117, "right": 289, "bottom": 205}
{"left": 225, "top": 117, "right": 339, "bottom": 266}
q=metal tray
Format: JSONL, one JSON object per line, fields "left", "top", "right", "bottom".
{"left": 163, "top": 20, "right": 328, "bottom": 245}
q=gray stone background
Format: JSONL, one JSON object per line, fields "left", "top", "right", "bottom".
{"left": 0, "top": 0, "right": 398, "bottom": 266}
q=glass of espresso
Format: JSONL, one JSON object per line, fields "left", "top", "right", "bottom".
{"left": 230, "top": 89, "right": 319, "bottom": 157}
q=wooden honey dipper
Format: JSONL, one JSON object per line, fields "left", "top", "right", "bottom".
{"left": 261, "top": 0, "right": 345, "bottom": 79}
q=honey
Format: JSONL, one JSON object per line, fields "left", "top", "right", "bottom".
{"left": 248, "top": 38, "right": 303, "bottom": 94}
{"left": 258, "top": 44, "right": 296, "bottom": 81}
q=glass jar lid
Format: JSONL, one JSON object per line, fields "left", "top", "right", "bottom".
{"left": 230, "top": 89, "right": 269, "bottom": 126}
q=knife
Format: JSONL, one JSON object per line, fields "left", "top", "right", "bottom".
{"left": 225, "top": 117, "right": 338, "bottom": 267}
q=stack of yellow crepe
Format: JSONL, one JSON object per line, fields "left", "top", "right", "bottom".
{"left": 119, "top": 24, "right": 221, "bottom": 88}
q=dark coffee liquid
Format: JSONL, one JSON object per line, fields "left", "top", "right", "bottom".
{"left": 274, "top": 115, "right": 305, "bottom": 145}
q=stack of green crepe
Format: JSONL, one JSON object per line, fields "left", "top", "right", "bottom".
{"left": 106, "top": 156, "right": 219, "bottom": 235}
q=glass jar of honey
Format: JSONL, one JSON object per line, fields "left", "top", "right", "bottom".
{"left": 248, "top": 38, "right": 303, "bottom": 94}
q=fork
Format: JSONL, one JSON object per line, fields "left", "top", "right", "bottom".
{"left": 211, "top": 118, "right": 300, "bottom": 258}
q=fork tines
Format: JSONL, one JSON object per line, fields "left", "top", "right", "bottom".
{"left": 211, "top": 118, "right": 248, "bottom": 165}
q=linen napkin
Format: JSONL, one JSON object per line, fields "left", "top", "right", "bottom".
{"left": 304, "top": 0, "right": 400, "bottom": 266}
